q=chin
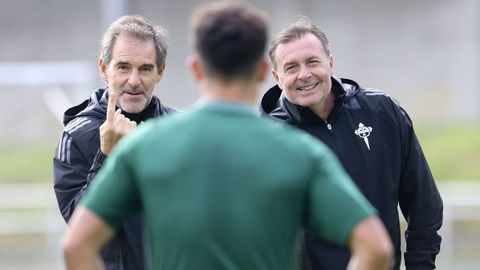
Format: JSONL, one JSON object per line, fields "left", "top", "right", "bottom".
{"left": 120, "top": 99, "right": 148, "bottom": 113}
{"left": 121, "top": 104, "right": 146, "bottom": 114}
{"left": 296, "top": 99, "right": 318, "bottom": 108}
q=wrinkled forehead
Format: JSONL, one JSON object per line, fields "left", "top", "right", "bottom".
{"left": 275, "top": 34, "right": 328, "bottom": 64}
{"left": 110, "top": 34, "right": 157, "bottom": 63}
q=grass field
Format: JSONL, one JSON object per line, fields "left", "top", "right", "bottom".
{"left": 0, "top": 123, "right": 478, "bottom": 183}
{"left": 0, "top": 144, "right": 55, "bottom": 183}
{"left": 417, "top": 124, "right": 480, "bottom": 181}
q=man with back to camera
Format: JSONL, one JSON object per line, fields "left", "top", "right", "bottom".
{"left": 53, "top": 15, "right": 176, "bottom": 270}
{"left": 260, "top": 17, "right": 443, "bottom": 270}
{"left": 61, "top": 1, "right": 393, "bottom": 269}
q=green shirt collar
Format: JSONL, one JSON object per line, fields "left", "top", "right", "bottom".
{"left": 194, "top": 99, "right": 258, "bottom": 116}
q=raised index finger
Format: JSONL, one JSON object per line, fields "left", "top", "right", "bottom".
{"left": 106, "top": 92, "right": 118, "bottom": 123}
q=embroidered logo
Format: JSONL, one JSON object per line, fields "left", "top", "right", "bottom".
{"left": 354, "top": 122, "right": 373, "bottom": 150}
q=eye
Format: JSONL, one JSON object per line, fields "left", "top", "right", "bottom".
{"left": 117, "top": 64, "right": 130, "bottom": 71}
{"left": 307, "top": 60, "right": 319, "bottom": 66}
{"left": 140, "top": 66, "right": 153, "bottom": 72}
{"left": 284, "top": 65, "right": 298, "bottom": 74}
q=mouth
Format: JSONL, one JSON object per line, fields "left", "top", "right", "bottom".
{"left": 122, "top": 91, "right": 144, "bottom": 97}
{"left": 297, "top": 82, "right": 319, "bottom": 91}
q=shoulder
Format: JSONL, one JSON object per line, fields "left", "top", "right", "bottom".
{"left": 64, "top": 116, "right": 101, "bottom": 138}
{"left": 162, "top": 105, "right": 179, "bottom": 114}
{"left": 61, "top": 116, "right": 102, "bottom": 157}
{"left": 56, "top": 116, "right": 102, "bottom": 164}
{"left": 354, "top": 87, "right": 400, "bottom": 110}
{"left": 351, "top": 87, "right": 413, "bottom": 127}
{"left": 339, "top": 77, "right": 402, "bottom": 115}
{"left": 153, "top": 96, "right": 180, "bottom": 116}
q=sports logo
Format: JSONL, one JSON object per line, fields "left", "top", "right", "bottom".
{"left": 354, "top": 122, "right": 373, "bottom": 150}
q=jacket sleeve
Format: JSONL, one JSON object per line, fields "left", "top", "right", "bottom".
{"left": 397, "top": 108, "right": 443, "bottom": 270}
{"left": 53, "top": 131, "right": 105, "bottom": 222}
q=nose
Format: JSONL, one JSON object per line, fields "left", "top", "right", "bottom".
{"left": 298, "top": 65, "right": 312, "bottom": 80}
{"left": 128, "top": 70, "right": 141, "bottom": 88}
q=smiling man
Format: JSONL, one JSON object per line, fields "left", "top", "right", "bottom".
{"left": 260, "top": 17, "right": 443, "bottom": 270}
{"left": 53, "top": 15, "right": 176, "bottom": 270}
{"left": 61, "top": 2, "right": 393, "bottom": 270}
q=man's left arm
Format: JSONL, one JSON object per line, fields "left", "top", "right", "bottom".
{"left": 398, "top": 110, "right": 443, "bottom": 270}
{"left": 63, "top": 206, "right": 115, "bottom": 270}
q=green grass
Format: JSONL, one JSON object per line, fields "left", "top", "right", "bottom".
{"left": 0, "top": 123, "right": 478, "bottom": 183}
{"left": 416, "top": 124, "right": 480, "bottom": 181}
{"left": 0, "top": 144, "right": 55, "bottom": 183}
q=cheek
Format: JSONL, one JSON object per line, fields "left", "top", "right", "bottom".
{"left": 110, "top": 74, "right": 126, "bottom": 85}
{"left": 142, "top": 76, "right": 158, "bottom": 86}
{"left": 277, "top": 75, "right": 292, "bottom": 90}
{"left": 285, "top": 78, "right": 298, "bottom": 92}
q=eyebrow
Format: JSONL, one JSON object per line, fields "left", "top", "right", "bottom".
{"left": 283, "top": 61, "right": 297, "bottom": 69}
{"left": 140, "top": 63, "right": 155, "bottom": 69}
{"left": 114, "top": 62, "right": 155, "bottom": 69}
{"left": 115, "top": 61, "right": 129, "bottom": 66}
{"left": 306, "top": 56, "right": 323, "bottom": 63}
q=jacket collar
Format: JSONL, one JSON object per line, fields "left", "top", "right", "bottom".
{"left": 62, "top": 87, "right": 170, "bottom": 126}
{"left": 260, "top": 76, "right": 353, "bottom": 126}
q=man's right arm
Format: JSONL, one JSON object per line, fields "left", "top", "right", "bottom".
{"left": 53, "top": 130, "right": 100, "bottom": 222}
{"left": 54, "top": 93, "right": 135, "bottom": 223}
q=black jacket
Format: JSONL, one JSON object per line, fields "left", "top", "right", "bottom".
{"left": 260, "top": 77, "right": 443, "bottom": 270}
{"left": 53, "top": 87, "right": 176, "bottom": 270}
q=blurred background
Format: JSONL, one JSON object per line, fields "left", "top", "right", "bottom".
{"left": 0, "top": 0, "right": 478, "bottom": 269}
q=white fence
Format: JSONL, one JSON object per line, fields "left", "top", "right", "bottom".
{"left": 0, "top": 181, "right": 479, "bottom": 269}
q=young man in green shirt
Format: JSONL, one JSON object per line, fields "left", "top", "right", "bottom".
{"left": 62, "top": 1, "right": 393, "bottom": 270}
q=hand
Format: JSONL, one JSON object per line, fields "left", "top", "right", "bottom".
{"left": 99, "top": 92, "right": 137, "bottom": 155}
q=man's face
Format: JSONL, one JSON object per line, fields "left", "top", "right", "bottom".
{"left": 272, "top": 33, "right": 333, "bottom": 110}
{"left": 99, "top": 33, "right": 164, "bottom": 113}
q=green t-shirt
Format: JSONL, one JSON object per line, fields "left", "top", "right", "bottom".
{"left": 82, "top": 101, "right": 376, "bottom": 270}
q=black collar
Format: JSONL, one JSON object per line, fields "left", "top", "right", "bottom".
{"left": 282, "top": 77, "right": 346, "bottom": 126}
{"left": 121, "top": 97, "right": 158, "bottom": 124}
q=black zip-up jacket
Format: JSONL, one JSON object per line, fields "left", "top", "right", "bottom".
{"left": 260, "top": 77, "right": 443, "bottom": 270}
{"left": 53, "top": 87, "right": 176, "bottom": 270}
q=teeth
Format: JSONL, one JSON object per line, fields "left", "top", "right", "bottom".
{"left": 298, "top": 83, "right": 318, "bottom": 91}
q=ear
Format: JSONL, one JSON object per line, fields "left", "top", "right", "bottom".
{"left": 255, "top": 58, "right": 269, "bottom": 83}
{"left": 271, "top": 68, "right": 285, "bottom": 90}
{"left": 328, "top": 54, "right": 334, "bottom": 72}
{"left": 271, "top": 68, "right": 279, "bottom": 83}
{"left": 156, "top": 64, "right": 166, "bottom": 83}
{"left": 187, "top": 55, "right": 203, "bottom": 82}
{"left": 98, "top": 58, "right": 108, "bottom": 82}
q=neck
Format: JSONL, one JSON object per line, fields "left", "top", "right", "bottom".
{"left": 200, "top": 78, "right": 258, "bottom": 105}
{"left": 121, "top": 98, "right": 156, "bottom": 123}
{"left": 309, "top": 91, "right": 335, "bottom": 121}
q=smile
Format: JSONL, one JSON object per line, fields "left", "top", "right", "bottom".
{"left": 297, "top": 82, "right": 319, "bottom": 91}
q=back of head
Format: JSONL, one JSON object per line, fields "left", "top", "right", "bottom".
{"left": 100, "top": 15, "right": 169, "bottom": 68}
{"left": 191, "top": 1, "right": 268, "bottom": 80}
{"left": 269, "top": 17, "right": 330, "bottom": 70}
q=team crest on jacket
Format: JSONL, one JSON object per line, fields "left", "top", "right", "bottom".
{"left": 354, "top": 122, "right": 373, "bottom": 150}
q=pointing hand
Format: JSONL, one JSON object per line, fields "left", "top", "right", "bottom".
{"left": 99, "top": 92, "right": 137, "bottom": 155}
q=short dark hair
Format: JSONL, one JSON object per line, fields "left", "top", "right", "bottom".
{"left": 269, "top": 17, "right": 330, "bottom": 70}
{"left": 191, "top": 1, "right": 268, "bottom": 80}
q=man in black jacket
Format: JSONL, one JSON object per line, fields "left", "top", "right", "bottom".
{"left": 53, "top": 15, "right": 176, "bottom": 270}
{"left": 260, "top": 17, "right": 443, "bottom": 270}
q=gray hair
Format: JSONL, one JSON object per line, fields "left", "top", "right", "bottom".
{"left": 269, "top": 16, "right": 330, "bottom": 70}
{"left": 100, "top": 15, "right": 169, "bottom": 68}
